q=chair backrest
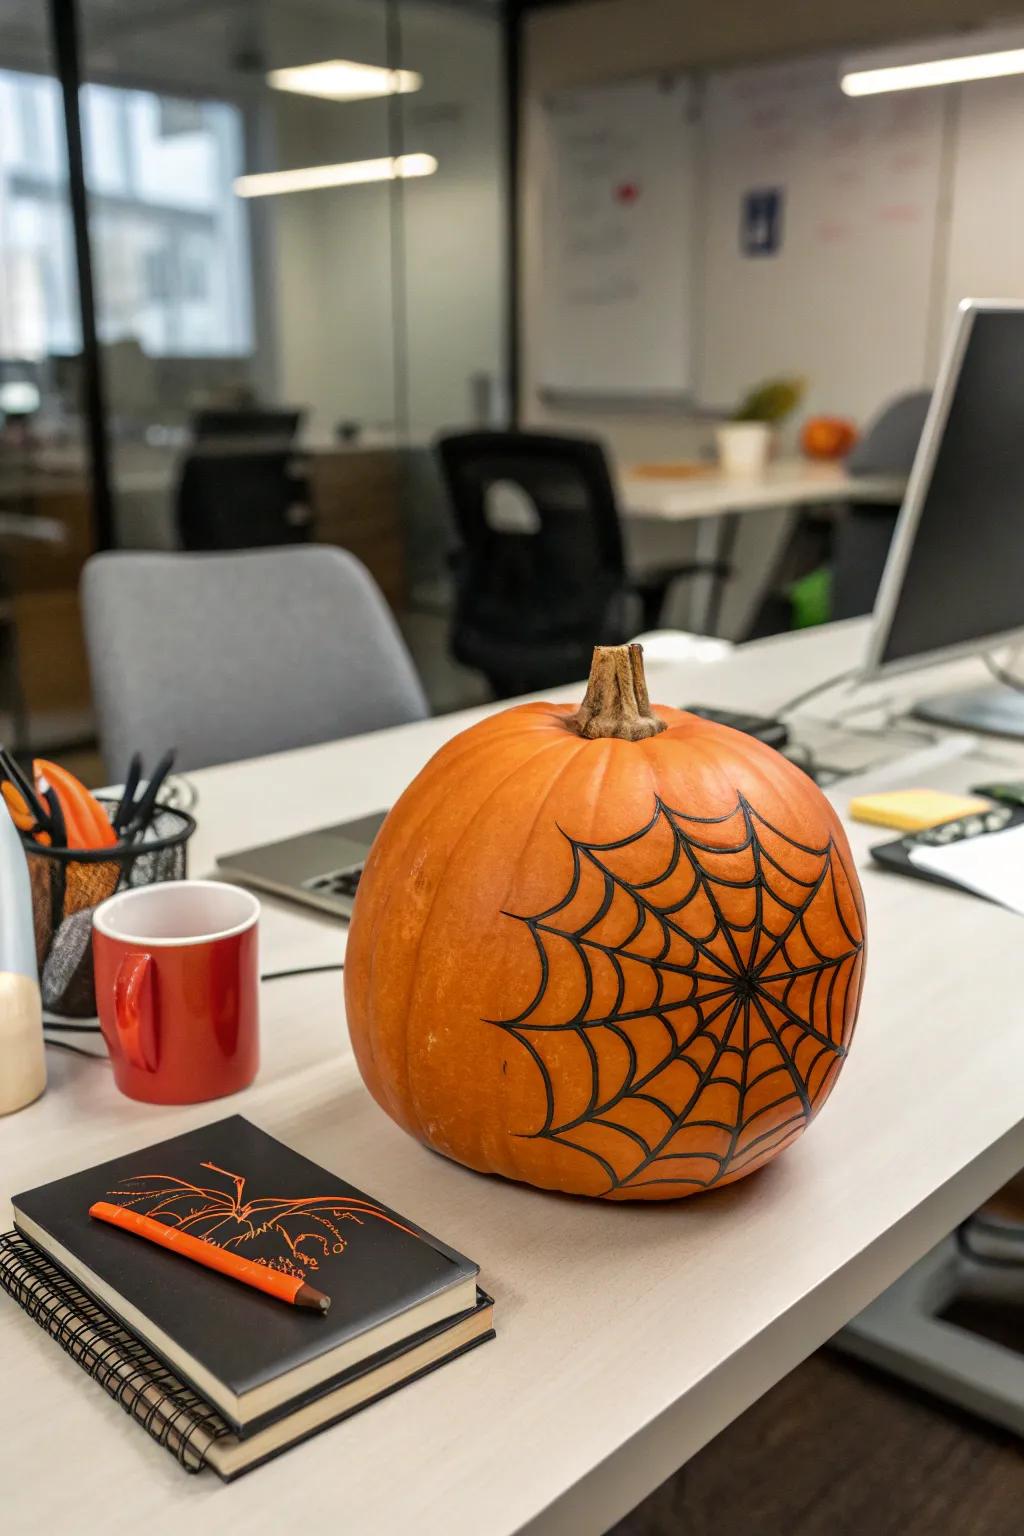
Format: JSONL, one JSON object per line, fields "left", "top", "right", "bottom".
{"left": 176, "top": 450, "right": 311, "bottom": 551}
{"left": 831, "top": 390, "right": 930, "bottom": 621}
{"left": 81, "top": 546, "right": 429, "bottom": 776}
{"left": 436, "top": 431, "right": 625, "bottom": 646}
{"left": 847, "top": 390, "right": 931, "bottom": 478}
{"left": 190, "top": 408, "right": 303, "bottom": 443}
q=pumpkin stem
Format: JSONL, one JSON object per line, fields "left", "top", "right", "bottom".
{"left": 571, "top": 644, "right": 667, "bottom": 742}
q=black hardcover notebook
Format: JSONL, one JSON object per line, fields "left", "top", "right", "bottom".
{"left": 12, "top": 1116, "right": 481, "bottom": 1434}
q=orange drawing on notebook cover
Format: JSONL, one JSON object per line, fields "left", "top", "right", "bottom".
{"left": 106, "top": 1161, "right": 419, "bottom": 1281}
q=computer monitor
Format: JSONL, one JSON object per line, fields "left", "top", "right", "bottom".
{"left": 864, "top": 299, "right": 1024, "bottom": 737}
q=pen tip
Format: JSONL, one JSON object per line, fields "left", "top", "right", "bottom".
{"left": 296, "top": 1281, "right": 331, "bottom": 1313}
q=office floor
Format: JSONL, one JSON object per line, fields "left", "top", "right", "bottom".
{"left": 614, "top": 1349, "right": 1024, "bottom": 1536}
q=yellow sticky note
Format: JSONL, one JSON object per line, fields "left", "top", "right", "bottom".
{"left": 849, "top": 788, "right": 992, "bottom": 832}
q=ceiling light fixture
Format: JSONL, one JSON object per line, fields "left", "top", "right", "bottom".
{"left": 841, "top": 27, "right": 1024, "bottom": 95}
{"left": 267, "top": 59, "right": 422, "bottom": 102}
{"left": 234, "top": 154, "right": 438, "bottom": 198}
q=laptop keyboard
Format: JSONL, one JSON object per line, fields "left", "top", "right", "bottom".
{"left": 301, "top": 864, "right": 363, "bottom": 901}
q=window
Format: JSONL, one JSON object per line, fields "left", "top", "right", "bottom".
{"left": 0, "top": 67, "right": 252, "bottom": 360}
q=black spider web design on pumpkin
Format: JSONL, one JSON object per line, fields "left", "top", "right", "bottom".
{"left": 492, "top": 796, "right": 865, "bottom": 1195}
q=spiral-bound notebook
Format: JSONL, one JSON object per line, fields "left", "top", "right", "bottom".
{"left": 0, "top": 1230, "right": 494, "bottom": 1480}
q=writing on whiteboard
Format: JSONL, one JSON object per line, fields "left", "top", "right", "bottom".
{"left": 540, "top": 78, "right": 695, "bottom": 396}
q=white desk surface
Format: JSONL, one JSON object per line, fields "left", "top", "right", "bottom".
{"left": 619, "top": 458, "right": 906, "bottom": 522}
{"left": 5, "top": 620, "right": 1024, "bottom": 1536}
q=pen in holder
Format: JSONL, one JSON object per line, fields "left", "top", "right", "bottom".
{"left": 23, "top": 800, "right": 196, "bottom": 1019}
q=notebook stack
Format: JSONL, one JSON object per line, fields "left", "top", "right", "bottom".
{"left": 3, "top": 1116, "right": 493, "bottom": 1479}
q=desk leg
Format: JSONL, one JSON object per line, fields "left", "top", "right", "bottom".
{"left": 693, "top": 511, "right": 740, "bottom": 637}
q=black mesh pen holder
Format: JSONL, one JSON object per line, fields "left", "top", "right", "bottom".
{"left": 22, "top": 799, "right": 196, "bottom": 1019}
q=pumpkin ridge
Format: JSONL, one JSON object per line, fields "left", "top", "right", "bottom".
{"left": 356, "top": 723, "right": 566, "bottom": 1119}
{"left": 358, "top": 715, "right": 568, "bottom": 934}
{"left": 360, "top": 724, "right": 574, "bottom": 1124}
{"left": 403, "top": 734, "right": 603, "bottom": 1161}
{"left": 387, "top": 734, "right": 584, "bottom": 1138}
{"left": 648, "top": 728, "right": 849, "bottom": 854}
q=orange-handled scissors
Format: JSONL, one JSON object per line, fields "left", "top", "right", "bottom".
{"left": 1, "top": 781, "right": 51, "bottom": 844}
{"left": 33, "top": 759, "right": 116, "bottom": 850}
{"left": 1, "top": 749, "right": 57, "bottom": 846}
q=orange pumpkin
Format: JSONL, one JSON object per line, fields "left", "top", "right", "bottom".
{"left": 801, "top": 416, "right": 858, "bottom": 460}
{"left": 345, "top": 646, "right": 866, "bottom": 1200}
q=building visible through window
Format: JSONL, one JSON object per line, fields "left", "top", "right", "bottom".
{"left": 0, "top": 67, "right": 252, "bottom": 363}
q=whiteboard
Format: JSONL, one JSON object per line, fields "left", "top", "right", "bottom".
{"left": 538, "top": 77, "right": 696, "bottom": 399}
{"left": 943, "top": 75, "right": 1024, "bottom": 323}
{"left": 699, "top": 55, "right": 946, "bottom": 423}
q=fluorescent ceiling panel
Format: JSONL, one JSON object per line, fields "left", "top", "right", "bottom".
{"left": 841, "top": 28, "right": 1024, "bottom": 95}
{"left": 234, "top": 154, "right": 437, "bottom": 197}
{"left": 267, "top": 59, "right": 422, "bottom": 102}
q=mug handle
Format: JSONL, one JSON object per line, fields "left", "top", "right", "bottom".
{"left": 114, "top": 952, "right": 158, "bottom": 1072}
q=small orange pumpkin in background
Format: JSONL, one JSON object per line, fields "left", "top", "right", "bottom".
{"left": 345, "top": 646, "right": 866, "bottom": 1200}
{"left": 801, "top": 415, "right": 858, "bottom": 460}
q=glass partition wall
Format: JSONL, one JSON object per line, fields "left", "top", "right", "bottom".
{"left": 0, "top": 0, "right": 508, "bottom": 762}
{"left": 0, "top": 11, "right": 95, "bottom": 756}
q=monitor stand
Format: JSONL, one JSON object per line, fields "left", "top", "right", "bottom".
{"left": 912, "top": 682, "right": 1024, "bottom": 739}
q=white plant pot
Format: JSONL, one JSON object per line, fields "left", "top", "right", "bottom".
{"left": 715, "top": 422, "right": 772, "bottom": 478}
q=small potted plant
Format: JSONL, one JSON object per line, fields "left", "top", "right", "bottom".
{"left": 716, "top": 376, "right": 805, "bottom": 477}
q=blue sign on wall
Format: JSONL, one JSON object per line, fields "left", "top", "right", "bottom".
{"left": 741, "top": 188, "right": 784, "bottom": 256}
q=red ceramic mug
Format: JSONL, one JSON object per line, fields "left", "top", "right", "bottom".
{"left": 92, "top": 880, "right": 260, "bottom": 1105}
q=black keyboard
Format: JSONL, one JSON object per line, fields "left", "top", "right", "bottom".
{"left": 301, "top": 865, "right": 363, "bottom": 902}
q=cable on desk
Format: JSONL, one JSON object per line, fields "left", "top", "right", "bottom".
{"left": 773, "top": 669, "right": 859, "bottom": 718}
{"left": 44, "top": 1038, "right": 108, "bottom": 1061}
{"left": 43, "top": 963, "right": 345, "bottom": 1024}
{"left": 781, "top": 740, "right": 822, "bottom": 781}
{"left": 41, "top": 966, "right": 347, "bottom": 1064}
{"left": 985, "top": 653, "right": 1024, "bottom": 694}
{"left": 261, "top": 963, "right": 345, "bottom": 982}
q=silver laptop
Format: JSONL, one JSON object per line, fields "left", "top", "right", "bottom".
{"left": 217, "top": 811, "right": 387, "bottom": 917}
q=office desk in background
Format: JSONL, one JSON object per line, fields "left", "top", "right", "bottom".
{"left": 0, "top": 438, "right": 417, "bottom": 743}
{"left": 618, "top": 459, "right": 907, "bottom": 633}
{"left": 3, "top": 618, "right": 1024, "bottom": 1536}
{"left": 618, "top": 458, "right": 905, "bottom": 521}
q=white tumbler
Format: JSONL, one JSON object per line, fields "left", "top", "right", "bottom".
{"left": 715, "top": 421, "right": 772, "bottom": 478}
{"left": 0, "top": 807, "right": 45, "bottom": 1114}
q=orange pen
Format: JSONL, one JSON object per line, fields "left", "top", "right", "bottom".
{"left": 89, "top": 1201, "right": 331, "bottom": 1313}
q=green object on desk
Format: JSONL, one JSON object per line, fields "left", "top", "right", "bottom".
{"left": 734, "top": 375, "right": 806, "bottom": 424}
{"left": 788, "top": 564, "right": 832, "bottom": 629}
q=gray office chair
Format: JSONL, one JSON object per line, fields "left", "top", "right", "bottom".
{"left": 81, "top": 546, "right": 429, "bottom": 776}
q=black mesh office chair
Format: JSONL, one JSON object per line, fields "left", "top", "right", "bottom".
{"left": 437, "top": 431, "right": 730, "bottom": 696}
{"left": 175, "top": 450, "right": 313, "bottom": 551}
{"left": 190, "top": 407, "right": 304, "bottom": 443}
